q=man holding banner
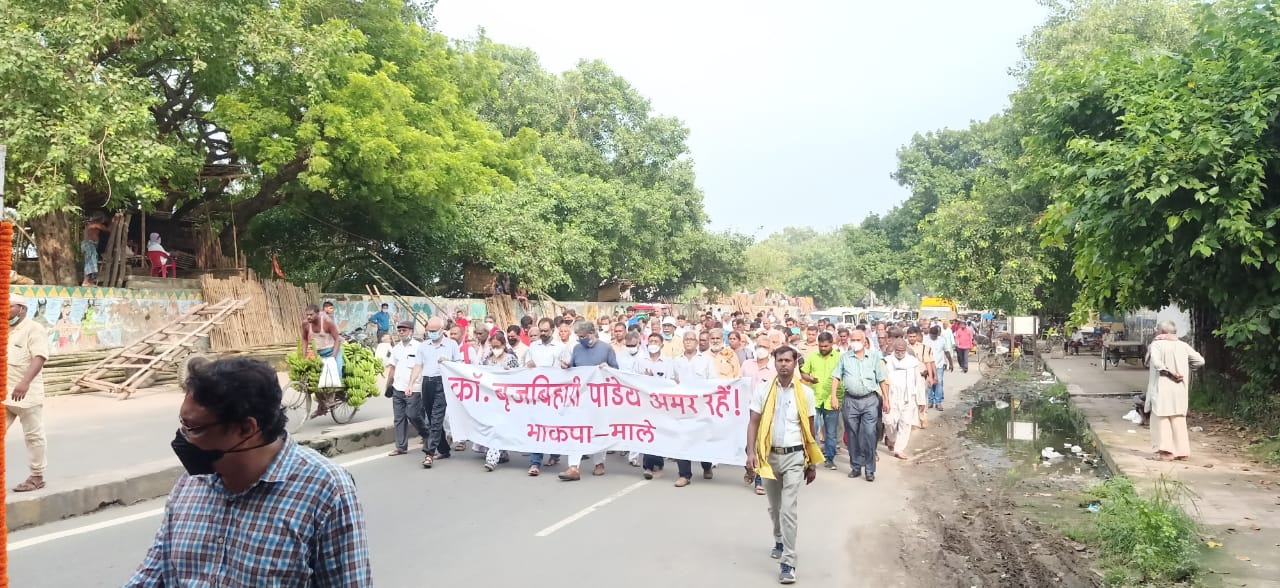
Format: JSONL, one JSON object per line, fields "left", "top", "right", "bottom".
{"left": 745, "top": 346, "right": 821, "bottom": 585}
{"left": 673, "top": 330, "right": 714, "bottom": 487}
{"left": 557, "top": 321, "right": 618, "bottom": 481}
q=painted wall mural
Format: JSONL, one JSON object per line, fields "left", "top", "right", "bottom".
{"left": 7, "top": 284, "right": 654, "bottom": 355}
{"left": 10, "top": 285, "right": 203, "bottom": 355}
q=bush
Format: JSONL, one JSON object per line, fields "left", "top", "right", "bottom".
{"left": 1088, "top": 476, "right": 1200, "bottom": 585}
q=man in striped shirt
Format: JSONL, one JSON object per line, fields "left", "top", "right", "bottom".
{"left": 127, "top": 357, "right": 371, "bottom": 587}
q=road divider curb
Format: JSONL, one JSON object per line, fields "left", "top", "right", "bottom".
{"left": 6, "top": 420, "right": 394, "bottom": 531}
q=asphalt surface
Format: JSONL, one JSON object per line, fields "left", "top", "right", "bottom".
{"left": 3, "top": 385, "right": 394, "bottom": 493}
{"left": 8, "top": 442, "right": 922, "bottom": 587}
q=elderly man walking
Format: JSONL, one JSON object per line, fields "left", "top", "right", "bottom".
{"left": 745, "top": 346, "right": 822, "bottom": 584}
{"left": 406, "top": 317, "right": 461, "bottom": 468}
{"left": 830, "top": 330, "right": 888, "bottom": 481}
{"left": 7, "top": 294, "right": 49, "bottom": 492}
{"left": 1146, "top": 321, "right": 1204, "bottom": 461}
{"left": 384, "top": 321, "right": 429, "bottom": 458}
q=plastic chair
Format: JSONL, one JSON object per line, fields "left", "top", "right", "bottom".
{"left": 147, "top": 251, "right": 177, "bottom": 277}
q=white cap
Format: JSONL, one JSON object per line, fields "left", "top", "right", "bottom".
{"left": 10, "top": 293, "right": 28, "bottom": 308}
{"left": 661, "top": 316, "right": 678, "bottom": 327}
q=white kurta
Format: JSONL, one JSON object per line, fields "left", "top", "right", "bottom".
{"left": 884, "top": 353, "right": 924, "bottom": 454}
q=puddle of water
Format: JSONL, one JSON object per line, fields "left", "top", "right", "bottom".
{"left": 963, "top": 386, "right": 1108, "bottom": 477}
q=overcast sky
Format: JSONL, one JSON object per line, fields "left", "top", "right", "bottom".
{"left": 433, "top": 0, "right": 1048, "bottom": 237}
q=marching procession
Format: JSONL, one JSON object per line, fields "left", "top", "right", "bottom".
{"left": 368, "top": 304, "right": 964, "bottom": 584}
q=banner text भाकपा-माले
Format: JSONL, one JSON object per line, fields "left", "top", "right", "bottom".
{"left": 442, "top": 363, "right": 753, "bottom": 465}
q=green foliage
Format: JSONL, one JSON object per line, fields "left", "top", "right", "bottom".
{"left": 743, "top": 223, "right": 898, "bottom": 308}
{"left": 1087, "top": 476, "right": 1201, "bottom": 585}
{"left": 243, "top": 33, "right": 746, "bottom": 298}
{"left": 1026, "top": 0, "right": 1280, "bottom": 401}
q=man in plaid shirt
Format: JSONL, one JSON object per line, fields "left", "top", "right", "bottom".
{"left": 126, "top": 357, "right": 372, "bottom": 587}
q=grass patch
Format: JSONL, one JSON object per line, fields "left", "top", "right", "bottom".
{"left": 1245, "top": 436, "right": 1280, "bottom": 464}
{"left": 1001, "top": 367, "right": 1033, "bottom": 382}
{"left": 1086, "top": 476, "right": 1202, "bottom": 587}
{"left": 1189, "top": 370, "right": 1280, "bottom": 432}
{"left": 1044, "top": 381, "right": 1069, "bottom": 401}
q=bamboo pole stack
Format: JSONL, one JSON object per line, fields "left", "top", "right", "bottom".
{"left": 99, "top": 212, "right": 132, "bottom": 288}
{"left": 199, "top": 275, "right": 276, "bottom": 350}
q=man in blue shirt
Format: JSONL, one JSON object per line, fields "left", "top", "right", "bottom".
{"left": 128, "top": 357, "right": 371, "bottom": 587}
{"left": 559, "top": 321, "right": 619, "bottom": 481}
{"left": 830, "top": 330, "right": 889, "bottom": 482}
{"left": 368, "top": 303, "right": 391, "bottom": 342}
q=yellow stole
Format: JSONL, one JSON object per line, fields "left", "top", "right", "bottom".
{"left": 754, "top": 377, "right": 825, "bottom": 479}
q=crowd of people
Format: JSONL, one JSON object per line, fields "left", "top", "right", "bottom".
{"left": 371, "top": 305, "right": 973, "bottom": 483}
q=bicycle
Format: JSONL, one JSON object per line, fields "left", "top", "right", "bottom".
{"left": 281, "top": 378, "right": 360, "bottom": 434}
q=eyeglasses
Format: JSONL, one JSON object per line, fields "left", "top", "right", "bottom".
{"left": 179, "top": 419, "right": 220, "bottom": 437}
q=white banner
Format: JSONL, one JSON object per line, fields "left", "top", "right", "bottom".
{"left": 442, "top": 362, "right": 752, "bottom": 465}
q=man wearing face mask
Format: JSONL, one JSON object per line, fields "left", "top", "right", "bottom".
{"left": 616, "top": 331, "right": 645, "bottom": 374}
{"left": 659, "top": 316, "right": 682, "bottom": 358}
{"left": 406, "top": 317, "right": 461, "bottom": 468}
{"left": 708, "top": 328, "right": 741, "bottom": 379}
{"left": 523, "top": 319, "right": 563, "bottom": 474}
{"left": 558, "top": 321, "right": 619, "bottom": 481}
{"left": 128, "top": 357, "right": 371, "bottom": 586}
{"left": 830, "top": 330, "right": 889, "bottom": 482}
{"left": 672, "top": 331, "right": 715, "bottom": 487}
{"left": 637, "top": 332, "right": 675, "bottom": 478}
{"left": 385, "top": 322, "right": 430, "bottom": 458}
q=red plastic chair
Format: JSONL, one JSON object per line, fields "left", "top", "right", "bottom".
{"left": 147, "top": 251, "right": 177, "bottom": 277}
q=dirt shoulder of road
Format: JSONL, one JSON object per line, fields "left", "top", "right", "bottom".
{"left": 899, "top": 396, "right": 1104, "bottom": 588}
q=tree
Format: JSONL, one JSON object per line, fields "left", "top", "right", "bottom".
{"left": 1025, "top": 0, "right": 1280, "bottom": 394}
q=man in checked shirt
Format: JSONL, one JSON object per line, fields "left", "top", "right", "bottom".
{"left": 126, "top": 357, "right": 372, "bottom": 586}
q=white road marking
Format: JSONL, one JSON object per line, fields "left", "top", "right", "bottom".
{"left": 7, "top": 449, "right": 393, "bottom": 551}
{"left": 534, "top": 480, "right": 649, "bottom": 537}
{"left": 8, "top": 508, "right": 166, "bottom": 551}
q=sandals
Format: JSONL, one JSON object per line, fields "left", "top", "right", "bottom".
{"left": 388, "top": 449, "right": 407, "bottom": 456}
{"left": 547, "top": 455, "right": 560, "bottom": 466}
{"left": 422, "top": 455, "right": 434, "bottom": 469}
{"left": 528, "top": 465, "right": 540, "bottom": 476}
{"left": 13, "top": 477, "right": 45, "bottom": 492}
{"left": 453, "top": 442, "right": 466, "bottom": 452}
{"left": 754, "top": 485, "right": 766, "bottom": 495}
{"left": 484, "top": 462, "right": 496, "bottom": 472}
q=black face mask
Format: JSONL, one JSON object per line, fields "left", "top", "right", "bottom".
{"left": 539, "top": 334, "right": 552, "bottom": 343}
{"left": 171, "top": 429, "right": 268, "bottom": 476}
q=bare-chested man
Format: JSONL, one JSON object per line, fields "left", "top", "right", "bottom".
{"left": 301, "top": 304, "right": 344, "bottom": 416}
{"left": 81, "top": 213, "right": 111, "bottom": 286}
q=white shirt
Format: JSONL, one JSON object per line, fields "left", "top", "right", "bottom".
{"left": 926, "top": 336, "right": 950, "bottom": 369}
{"left": 617, "top": 347, "right": 645, "bottom": 373}
{"left": 749, "top": 379, "right": 816, "bottom": 448}
{"left": 636, "top": 356, "right": 676, "bottom": 381}
{"left": 672, "top": 352, "right": 713, "bottom": 383}
{"left": 387, "top": 340, "right": 419, "bottom": 391}
{"left": 526, "top": 339, "right": 564, "bottom": 368}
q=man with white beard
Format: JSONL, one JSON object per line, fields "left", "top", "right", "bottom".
{"left": 884, "top": 340, "right": 926, "bottom": 460}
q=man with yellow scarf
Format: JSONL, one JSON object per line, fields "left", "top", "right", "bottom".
{"left": 745, "top": 347, "right": 824, "bottom": 584}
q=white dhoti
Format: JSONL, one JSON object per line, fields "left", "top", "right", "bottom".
{"left": 885, "top": 354, "right": 924, "bottom": 455}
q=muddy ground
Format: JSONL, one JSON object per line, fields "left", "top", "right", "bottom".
{"left": 896, "top": 377, "right": 1107, "bottom": 587}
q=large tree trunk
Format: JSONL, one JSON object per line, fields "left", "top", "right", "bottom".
{"left": 1191, "top": 304, "right": 1232, "bottom": 375}
{"left": 29, "top": 209, "right": 79, "bottom": 285}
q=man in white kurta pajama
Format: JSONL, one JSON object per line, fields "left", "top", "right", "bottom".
{"left": 884, "top": 340, "right": 926, "bottom": 460}
{"left": 1145, "top": 321, "right": 1205, "bottom": 460}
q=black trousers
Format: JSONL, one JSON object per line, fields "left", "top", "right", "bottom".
{"left": 642, "top": 454, "right": 665, "bottom": 470}
{"left": 422, "top": 376, "right": 449, "bottom": 456}
{"left": 677, "top": 460, "right": 713, "bottom": 478}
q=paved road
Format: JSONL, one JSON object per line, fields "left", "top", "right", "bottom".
{"left": 4, "top": 383, "right": 393, "bottom": 493}
{"left": 9, "top": 442, "right": 923, "bottom": 587}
